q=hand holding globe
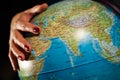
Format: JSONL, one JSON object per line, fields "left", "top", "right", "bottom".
{"left": 8, "top": 0, "right": 120, "bottom": 80}
{"left": 8, "top": 3, "right": 48, "bottom": 71}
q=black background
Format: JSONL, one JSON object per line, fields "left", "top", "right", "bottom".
{"left": 0, "top": 0, "right": 120, "bottom": 80}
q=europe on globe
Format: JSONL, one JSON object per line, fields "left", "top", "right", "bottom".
{"left": 18, "top": 0, "right": 120, "bottom": 80}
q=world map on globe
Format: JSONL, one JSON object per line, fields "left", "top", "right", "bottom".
{"left": 18, "top": 0, "right": 120, "bottom": 80}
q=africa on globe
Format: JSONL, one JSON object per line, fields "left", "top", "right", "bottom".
{"left": 18, "top": 0, "right": 120, "bottom": 80}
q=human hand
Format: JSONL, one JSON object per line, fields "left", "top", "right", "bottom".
{"left": 8, "top": 3, "right": 48, "bottom": 71}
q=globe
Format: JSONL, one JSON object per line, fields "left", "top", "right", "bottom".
{"left": 18, "top": 0, "right": 120, "bottom": 80}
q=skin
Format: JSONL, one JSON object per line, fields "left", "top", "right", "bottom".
{"left": 8, "top": 3, "right": 48, "bottom": 71}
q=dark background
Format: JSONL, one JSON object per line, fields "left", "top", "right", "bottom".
{"left": 0, "top": 0, "right": 120, "bottom": 80}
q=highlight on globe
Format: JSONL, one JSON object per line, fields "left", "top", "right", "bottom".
{"left": 18, "top": 0, "right": 120, "bottom": 80}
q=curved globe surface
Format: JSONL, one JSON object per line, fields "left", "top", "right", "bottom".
{"left": 18, "top": 0, "right": 120, "bottom": 80}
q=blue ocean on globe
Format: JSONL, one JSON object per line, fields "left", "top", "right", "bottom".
{"left": 18, "top": 0, "right": 120, "bottom": 80}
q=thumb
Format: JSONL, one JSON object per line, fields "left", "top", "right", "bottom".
{"left": 24, "top": 3, "right": 48, "bottom": 15}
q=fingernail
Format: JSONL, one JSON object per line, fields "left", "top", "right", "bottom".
{"left": 33, "top": 27, "right": 40, "bottom": 33}
{"left": 18, "top": 56, "right": 23, "bottom": 61}
{"left": 24, "top": 45, "right": 29, "bottom": 52}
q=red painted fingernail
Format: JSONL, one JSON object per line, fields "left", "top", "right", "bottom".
{"left": 33, "top": 27, "right": 40, "bottom": 33}
{"left": 24, "top": 45, "right": 29, "bottom": 52}
{"left": 18, "top": 56, "right": 23, "bottom": 61}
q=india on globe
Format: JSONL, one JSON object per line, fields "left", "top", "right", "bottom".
{"left": 18, "top": 0, "right": 120, "bottom": 80}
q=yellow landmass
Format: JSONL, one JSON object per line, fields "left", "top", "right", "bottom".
{"left": 26, "top": 37, "right": 51, "bottom": 57}
{"left": 29, "top": 1, "right": 112, "bottom": 56}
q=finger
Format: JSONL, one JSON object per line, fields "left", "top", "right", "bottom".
{"left": 8, "top": 50, "right": 19, "bottom": 71}
{"left": 16, "top": 21, "right": 40, "bottom": 34}
{"left": 13, "top": 30, "right": 32, "bottom": 52}
{"left": 24, "top": 3, "right": 48, "bottom": 17}
{"left": 14, "top": 3, "right": 48, "bottom": 34}
{"left": 19, "top": 3, "right": 48, "bottom": 22}
{"left": 10, "top": 39, "right": 26, "bottom": 61}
